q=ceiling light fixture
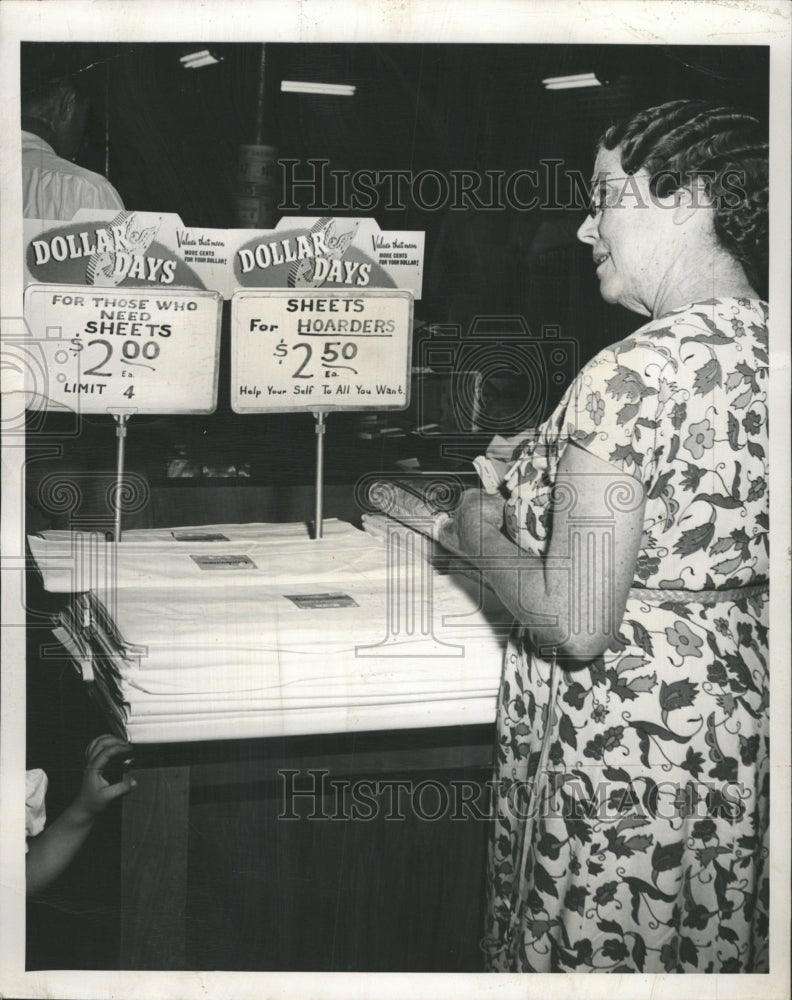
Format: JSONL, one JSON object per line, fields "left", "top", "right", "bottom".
{"left": 281, "top": 80, "right": 356, "bottom": 96}
{"left": 180, "top": 50, "right": 222, "bottom": 69}
{"left": 542, "top": 73, "right": 601, "bottom": 90}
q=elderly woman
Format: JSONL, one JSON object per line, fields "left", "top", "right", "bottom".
{"left": 443, "top": 100, "right": 769, "bottom": 973}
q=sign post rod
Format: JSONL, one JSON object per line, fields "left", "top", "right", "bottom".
{"left": 314, "top": 410, "right": 325, "bottom": 540}
{"left": 113, "top": 413, "right": 129, "bottom": 543}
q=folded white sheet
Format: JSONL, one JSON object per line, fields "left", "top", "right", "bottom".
{"left": 31, "top": 521, "right": 509, "bottom": 741}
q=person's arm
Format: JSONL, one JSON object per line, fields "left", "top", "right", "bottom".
{"left": 439, "top": 441, "right": 646, "bottom": 663}
{"left": 26, "top": 735, "right": 135, "bottom": 896}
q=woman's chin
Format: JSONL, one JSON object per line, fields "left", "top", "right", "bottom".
{"left": 597, "top": 279, "right": 640, "bottom": 312}
{"left": 597, "top": 280, "right": 622, "bottom": 305}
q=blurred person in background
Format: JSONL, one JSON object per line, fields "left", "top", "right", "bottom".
{"left": 22, "top": 62, "right": 124, "bottom": 220}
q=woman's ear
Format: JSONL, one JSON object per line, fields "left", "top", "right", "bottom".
{"left": 672, "top": 178, "right": 713, "bottom": 225}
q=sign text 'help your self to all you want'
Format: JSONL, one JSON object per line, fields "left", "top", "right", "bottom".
{"left": 231, "top": 289, "right": 413, "bottom": 414}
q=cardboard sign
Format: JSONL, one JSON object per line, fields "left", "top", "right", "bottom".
{"left": 22, "top": 284, "right": 222, "bottom": 414}
{"left": 230, "top": 289, "right": 413, "bottom": 413}
{"left": 23, "top": 212, "right": 425, "bottom": 300}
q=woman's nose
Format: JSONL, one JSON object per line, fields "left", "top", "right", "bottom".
{"left": 577, "top": 213, "right": 598, "bottom": 244}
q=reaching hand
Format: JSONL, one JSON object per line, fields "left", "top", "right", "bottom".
{"left": 437, "top": 489, "right": 505, "bottom": 557}
{"left": 74, "top": 734, "right": 136, "bottom": 819}
{"left": 26, "top": 735, "right": 137, "bottom": 896}
{"left": 454, "top": 489, "right": 506, "bottom": 556}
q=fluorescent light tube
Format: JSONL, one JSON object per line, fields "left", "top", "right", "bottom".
{"left": 281, "top": 80, "right": 356, "bottom": 96}
{"left": 185, "top": 56, "right": 219, "bottom": 69}
{"left": 542, "top": 73, "right": 597, "bottom": 84}
{"left": 180, "top": 50, "right": 221, "bottom": 68}
{"left": 545, "top": 80, "right": 602, "bottom": 90}
{"left": 542, "top": 73, "right": 601, "bottom": 90}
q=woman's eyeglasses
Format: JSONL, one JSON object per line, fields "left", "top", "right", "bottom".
{"left": 586, "top": 175, "right": 640, "bottom": 217}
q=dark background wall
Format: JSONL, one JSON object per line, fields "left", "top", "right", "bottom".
{"left": 20, "top": 41, "right": 770, "bottom": 505}
{"left": 22, "top": 41, "right": 769, "bottom": 354}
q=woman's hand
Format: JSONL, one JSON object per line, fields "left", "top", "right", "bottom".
{"left": 438, "top": 446, "right": 647, "bottom": 662}
{"left": 437, "top": 489, "right": 506, "bottom": 557}
{"left": 73, "top": 734, "right": 136, "bottom": 821}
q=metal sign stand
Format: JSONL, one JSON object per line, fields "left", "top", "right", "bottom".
{"left": 110, "top": 411, "right": 133, "bottom": 543}
{"left": 313, "top": 410, "right": 326, "bottom": 539}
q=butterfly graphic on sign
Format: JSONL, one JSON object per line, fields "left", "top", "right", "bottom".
{"left": 287, "top": 218, "right": 360, "bottom": 288}
{"left": 86, "top": 212, "right": 163, "bottom": 286}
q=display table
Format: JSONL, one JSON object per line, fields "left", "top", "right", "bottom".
{"left": 118, "top": 724, "right": 496, "bottom": 970}
{"left": 29, "top": 520, "right": 509, "bottom": 969}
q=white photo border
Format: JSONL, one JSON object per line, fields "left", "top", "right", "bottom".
{"left": 2, "top": 2, "right": 789, "bottom": 998}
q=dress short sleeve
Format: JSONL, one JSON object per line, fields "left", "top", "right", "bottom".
{"left": 504, "top": 336, "right": 665, "bottom": 554}
{"left": 555, "top": 342, "right": 662, "bottom": 482}
{"left": 25, "top": 768, "right": 48, "bottom": 851}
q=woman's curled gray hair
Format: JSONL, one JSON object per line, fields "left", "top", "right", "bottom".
{"left": 601, "top": 99, "right": 768, "bottom": 296}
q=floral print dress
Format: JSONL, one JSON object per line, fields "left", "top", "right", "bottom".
{"left": 484, "top": 298, "right": 769, "bottom": 973}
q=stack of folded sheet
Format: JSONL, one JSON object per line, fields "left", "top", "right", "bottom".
{"left": 28, "top": 520, "right": 509, "bottom": 742}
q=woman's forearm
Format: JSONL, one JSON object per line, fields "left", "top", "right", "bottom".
{"left": 444, "top": 447, "right": 646, "bottom": 662}
{"left": 439, "top": 509, "right": 569, "bottom": 652}
{"left": 462, "top": 519, "right": 579, "bottom": 657}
